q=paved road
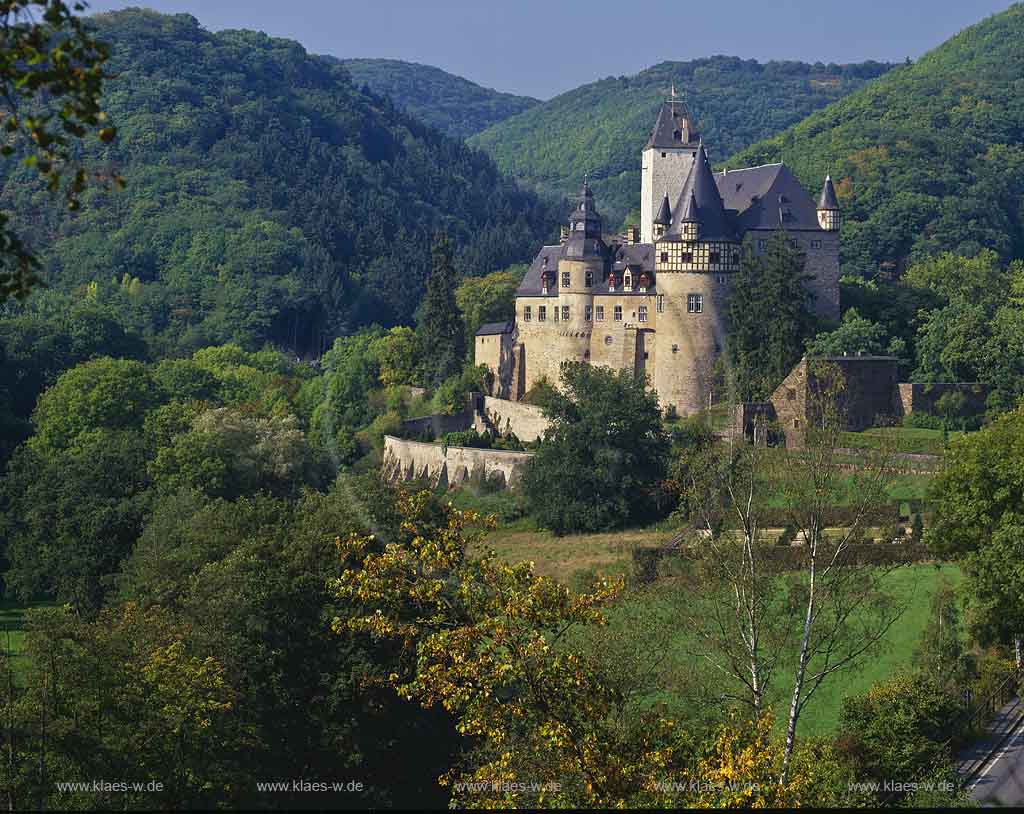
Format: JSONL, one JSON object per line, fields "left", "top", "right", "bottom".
{"left": 967, "top": 705, "right": 1024, "bottom": 806}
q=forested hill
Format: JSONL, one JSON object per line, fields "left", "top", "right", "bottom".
{"left": 726, "top": 3, "right": 1024, "bottom": 276}
{"left": 0, "top": 9, "right": 557, "bottom": 356}
{"left": 469, "top": 57, "right": 893, "bottom": 226}
{"left": 337, "top": 58, "right": 539, "bottom": 139}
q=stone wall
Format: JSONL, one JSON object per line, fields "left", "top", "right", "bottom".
{"left": 896, "top": 382, "right": 990, "bottom": 417}
{"left": 479, "top": 397, "right": 550, "bottom": 442}
{"left": 381, "top": 435, "right": 533, "bottom": 490}
{"left": 399, "top": 411, "right": 472, "bottom": 440}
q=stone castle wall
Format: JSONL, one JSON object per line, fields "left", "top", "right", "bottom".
{"left": 479, "top": 397, "right": 550, "bottom": 442}
{"left": 381, "top": 435, "right": 533, "bottom": 490}
{"left": 896, "top": 382, "right": 990, "bottom": 417}
{"left": 801, "top": 231, "right": 841, "bottom": 323}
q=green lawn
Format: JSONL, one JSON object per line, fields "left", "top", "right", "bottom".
{"left": 840, "top": 426, "right": 963, "bottom": 456}
{"left": 589, "top": 562, "right": 961, "bottom": 738}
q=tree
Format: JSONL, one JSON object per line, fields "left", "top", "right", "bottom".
{"left": 148, "top": 407, "right": 314, "bottom": 500}
{"left": 333, "top": 490, "right": 809, "bottom": 808}
{"left": 806, "top": 307, "right": 906, "bottom": 363}
{"left": 837, "top": 673, "right": 965, "bottom": 804}
{"left": 454, "top": 266, "right": 522, "bottom": 356}
{"left": 726, "top": 232, "right": 818, "bottom": 401}
{"left": 418, "top": 233, "right": 465, "bottom": 386}
{"left": 914, "top": 581, "right": 968, "bottom": 685}
{"left": 671, "top": 423, "right": 796, "bottom": 717}
{"left": 772, "top": 362, "right": 904, "bottom": 781}
{"left": 28, "top": 357, "right": 159, "bottom": 451}
{"left": 0, "top": 0, "right": 118, "bottom": 302}
{"left": 522, "top": 361, "right": 670, "bottom": 534}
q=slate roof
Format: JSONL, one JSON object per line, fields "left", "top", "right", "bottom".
{"left": 713, "top": 164, "right": 822, "bottom": 231}
{"left": 646, "top": 101, "right": 701, "bottom": 150}
{"left": 665, "top": 145, "right": 736, "bottom": 241}
{"left": 515, "top": 241, "right": 656, "bottom": 297}
{"left": 818, "top": 175, "right": 839, "bottom": 210}
{"left": 654, "top": 194, "right": 672, "bottom": 225}
{"left": 475, "top": 321, "right": 514, "bottom": 336}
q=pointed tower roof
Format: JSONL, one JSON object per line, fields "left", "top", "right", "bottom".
{"left": 818, "top": 174, "right": 839, "bottom": 210}
{"left": 646, "top": 99, "right": 700, "bottom": 149}
{"left": 678, "top": 189, "right": 698, "bottom": 223}
{"left": 565, "top": 177, "right": 605, "bottom": 258}
{"left": 668, "top": 143, "right": 735, "bottom": 241}
{"left": 654, "top": 192, "right": 673, "bottom": 225}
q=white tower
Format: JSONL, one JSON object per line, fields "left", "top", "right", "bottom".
{"left": 640, "top": 91, "right": 701, "bottom": 243}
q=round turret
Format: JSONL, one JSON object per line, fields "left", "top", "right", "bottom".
{"left": 817, "top": 175, "right": 840, "bottom": 232}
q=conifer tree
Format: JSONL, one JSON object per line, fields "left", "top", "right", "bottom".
{"left": 418, "top": 233, "right": 466, "bottom": 386}
{"left": 726, "top": 231, "right": 817, "bottom": 401}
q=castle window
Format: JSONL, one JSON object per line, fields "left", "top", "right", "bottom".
{"left": 786, "top": 388, "right": 796, "bottom": 401}
{"left": 605, "top": 335, "right": 613, "bottom": 345}
{"left": 661, "top": 152, "right": 667, "bottom": 158}
{"left": 562, "top": 271, "right": 571, "bottom": 288}
{"left": 538, "top": 306, "right": 547, "bottom": 321}
{"left": 638, "top": 305, "right": 648, "bottom": 323}
{"left": 660, "top": 252, "right": 669, "bottom": 263}
{"left": 585, "top": 270, "right": 593, "bottom": 287}
{"left": 793, "top": 418, "right": 801, "bottom": 429}
{"left": 731, "top": 252, "right": 740, "bottom": 265}
{"left": 561, "top": 305, "right": 570, "bottom": 321}
{"left": 585, "top": 305, "right": 593, "bottom": 321}
{"left": 553, "top": 306, "right": 559, "bottom": 322}
{"left": 596, "top": 305, "right": 605, "bottom": 321}
{"left": 657, "top": 294, "right": 665, "bottom": 313}
{"left": 687, "top": 293, "right": 703, "bottom": 314}
{"left": 614, "top": 305, "right": 623, "bottom": 321}
{"left": 709, "top": 250, "right": 721, "bottom": 264}
{"left": 681, "top": 251, "right": 693, "bottom": 263}
{"left": 811, "top": 239, "right": 822, "bottom": 250}
{"left": 523, "top": 306, "right": 532, "bottom": 322}
{"left": 623, "top": 271, "right": 632, "bottom": 291}
{"left": 757, "top": 239, "right": 767, "bottom": 252}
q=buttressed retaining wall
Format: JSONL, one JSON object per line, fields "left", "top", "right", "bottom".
{"left": 382, "top": 436, "right": 533, "bottom": 490}
{"left": 478, "top": 397, "right": 550, "bottom": 443}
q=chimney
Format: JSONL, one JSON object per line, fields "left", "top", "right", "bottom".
{"left": 627, "top": 225, "right": 640, "bottom": 245}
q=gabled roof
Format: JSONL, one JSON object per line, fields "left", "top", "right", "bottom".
{"left": 646, "top": 101, "right": 701, "bottom": 150}
{"left": 714, "top": 163, "right": 821, "bottom": 231}
{"left": 667, "top": 144, "right": 735, "bottom": 241}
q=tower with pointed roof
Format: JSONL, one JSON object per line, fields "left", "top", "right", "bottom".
{"left": 817, "top": 175, "right": 840, "bottom": 231}
{"left": 640, "top": 94, "right": 701, "bottom": 243}
{"left": 480, "top": 98, "right": 842, "bottom": 414}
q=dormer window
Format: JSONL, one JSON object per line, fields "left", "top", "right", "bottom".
{"left": 608, "top": 275, "right": 616, "bottom": 293}
{"left": 623, "top": 271, "right": 633, "bottom": 292}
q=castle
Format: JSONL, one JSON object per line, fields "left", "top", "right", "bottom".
{"left": 475, "top": 99, "right": 842, "bottom": 416}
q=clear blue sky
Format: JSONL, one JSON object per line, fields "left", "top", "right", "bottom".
{"left": 88, "top": 0, "right": 1017, "bottom": 99}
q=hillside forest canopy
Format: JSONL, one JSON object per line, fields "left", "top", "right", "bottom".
{"left": 3, "top": 1, "right": 1024, "bottom": 810}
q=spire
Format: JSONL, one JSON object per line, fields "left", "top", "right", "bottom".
{"left": 646, "top": 98, "right": 700, "bottom": 149}
{"left": 668, "top": 143, "right": 733, "bottom": 241}
{"left": 565, "top": 175, "right": 604, "bottom": 256}
{"left": 678, "top": 189, "right": 698, "bottom": 223}
{"left": 818, "top": 174, "right": 839, "bottom": 210}
{"left": 655, "top": 192, "right": 672, "bottom": 225}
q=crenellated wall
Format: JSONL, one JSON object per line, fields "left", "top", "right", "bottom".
{"left": 382, "top": 435, "right": 533, "bottom": 490}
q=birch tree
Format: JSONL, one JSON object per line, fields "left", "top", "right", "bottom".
{"left": 774, "top": 362, "right": 904, "bottom": 782}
